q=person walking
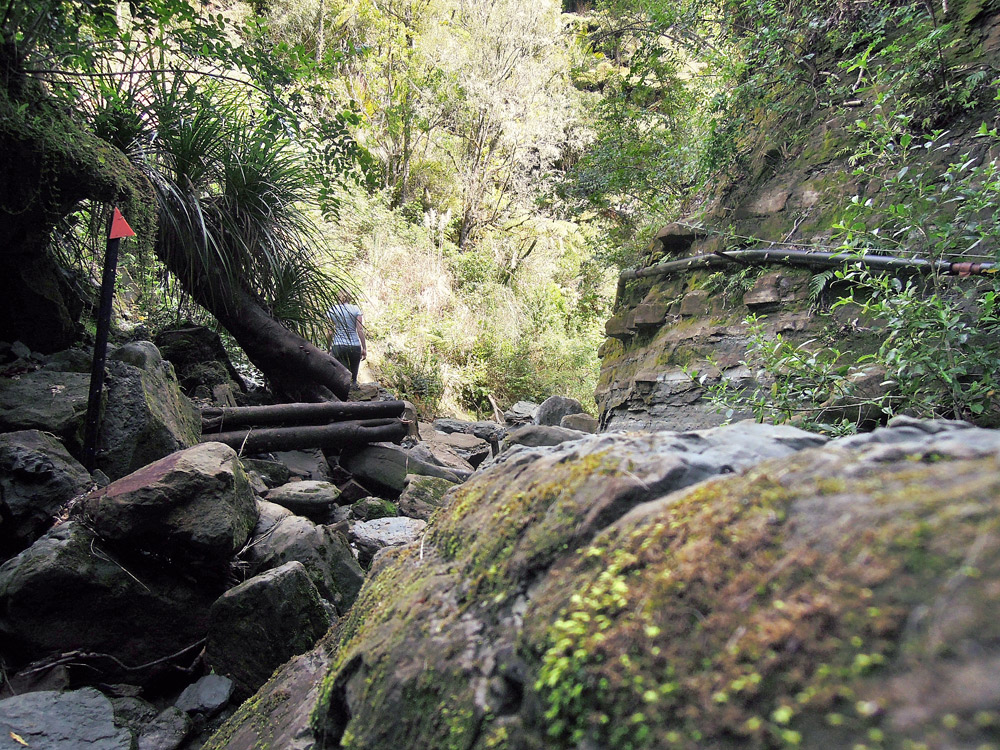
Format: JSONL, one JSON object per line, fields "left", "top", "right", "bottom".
{"left": 327, "top": 292, "right": 366, "bottom": 386}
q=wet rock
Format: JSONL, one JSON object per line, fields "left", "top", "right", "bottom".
{"left": 206, "top": 562, "right": 330, "bottom": 700}
{"left": 138, "top": 706, "right": 192, "bottom": 750}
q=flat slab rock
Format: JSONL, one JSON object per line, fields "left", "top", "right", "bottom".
{"left": 264, "top": 480, "right": 343, "bottom": 520}
{"left": 0, "top": 688, "right": 133, "bottom": 749}
{"left": 350, "top": 517, "right": 426, "bottom": 566}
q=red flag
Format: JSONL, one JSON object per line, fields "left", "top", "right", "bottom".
{"left": 109, "top": 207, "right": 136, "bottom": 239}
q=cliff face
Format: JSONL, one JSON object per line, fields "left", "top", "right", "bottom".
{"left": 596, "top": 4, "right": 1000, "bottom": 431}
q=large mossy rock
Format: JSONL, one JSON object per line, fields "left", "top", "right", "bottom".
{"left": 95, "top": 343, "right": 201, "bottom": 480}
{"left": 208, "top": 419, "right": 1000, "bottom": 750}
{"left": 81, "top": 442, "right": 257, "bottom": 579}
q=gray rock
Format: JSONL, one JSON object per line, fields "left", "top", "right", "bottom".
{"left": 0, "top": 430, "right": 91, "bottom": 558}
{"left": 81, "top": 442, "right": 257, "bottom": 579}
{"left": 9, "top": 342, "right": 31, "bottom": 360}
{"left": 534, "top": 395, "right": 585, "bottom": 426}
{"left": 496, "top": 424, "right": 590, "bottom": 458}
{"left": 829, "top": 415, "right": 1000, "bottom": 463}
{"left": 138, "top": 706, "right": 192, "bottom": 750}
{"left": 416, "top": 423, "right": 489, "bottom": 469}
{"left": 206, "top": 562, "right": 330, "bottom": 700}
{"left": 110, "top": 341, "right": 163, "bottom": 371}
{"left": 95, "top": 357, "right": 201, "bottom": 480}
{"left": 41, "top": 348, "right": 93, "bottom": 373}
{"left": 174, "top": 674, "right": 234, "bottom": 717}
{"left": 252, "top": 499, "right": 294, "bottom": 538}
{"left": 0, "top": 370, "right": 91, "bottom": 455}
{"left": 265, "top": 481, "right": 343, "bottom": 521}
{"left": 340, "top": 443, "right": 468, "bottom": 497}
{"left": 0, "top": 687, "right": 133, "bottom": 749}
{"left": 240, "top": 458, "right": 290, "bottom": 490}
{"left": 350, "top": 497, "right": 399, "bottom": 521}
{"left": 246, "top": 515, "right": 364, "bottom": 614}
{"left": 0, "top": 521, "right": 216, "bottom": 669}
{"left": 503, "top": 400, "right": 537, "bottom": 425}
{"left": 397, "top": 475, "right": 459, "bottom": 521}
{"left": 560, "top": 412, "right": 599, "bottom": 433}
{"left": 350, "top": 517, "right": 427, "bottom": 568}
{"left": 432, "top": 418, "right": 507, "bottom": 444}
{"left": 111, "top": 695, "right": 158, "bottom": 735}
{"left": 270, "top": 449, "right": 334, "bottom": 482}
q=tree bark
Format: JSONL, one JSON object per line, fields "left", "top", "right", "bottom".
{"left": 201, "top": 400, "right": 406, "bottom": 431}
{"left": 201, "top": 418, "right": 407, "bottom": 453}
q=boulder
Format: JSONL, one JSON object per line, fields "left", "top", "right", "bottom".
{"left": 339, "top": 443, "right": 468, "bottom": 497}
{"left": 559, "top": 412, "right": 598, "bottom": 433}
{"left": 396, "top": 475, "right": 459, "bottom": 521}
{"left": 0, "top": 430, "right": 91, "bottom": 558}
{"left": 82, "top": 442, "right": 257, "bottom": 578}
{"left": 431, "top": 418, "right": 507, "bottom": 444}
{"left": 416, "top": 423, "right": 489, "bottom": 469}
{"left": 0, "top": 687, "right": 133, "bottom": 749}
{"left": 174, "top": 675, "right": 235, "bottom": 717}
{"left": 533, "top": 395, "right": 586, "bottom": 426}
{"left": 251, "top": 500, "right": 294, "bottom": 538}
{"left": 246, "top": 515, "right": 364, "bottom": 614}
{"left": 138, "top": 706, "right": 192, "bottom": 750}
{"left": 41, "top": 347, "right": 92, "bottom": 373}
{"left": 503, "top": 400, "right": 537, "bottom": 425}
{"left": 271, "top": 449, "right": 334, "bottom": 482}
{"left": 154, "top": 325, "right": 246, "bottom": 397}
{"left": 200, "top": 642, "right": 332, "bottom": 750}
{"left": 95, "top": 345, "right": 201, "bottom": 480}
{"left": 350, "top": 517, "right": 427, "bottom": 568}
{"left": 350, "top": 497, "right": 399, "bottom": 521}
{"left": 0, "top": 370, "right": 91, "bottom": 455}
{"left": 240, "top": 458, "right": 290, "bottom": 490}
{"left": 0, "top": 521, "right": 216, "bottom": 669}
{"left": 264, "top": 481, "right": 343, "bottom": 522}
{"left": 206, "top": 562, "right": 330, "bottom": 700}
{"left": 207, "top": 420, "right": 1000, "bottom": 750}
{"left": 496, "top": 424, "right": 589, "bottom": 456}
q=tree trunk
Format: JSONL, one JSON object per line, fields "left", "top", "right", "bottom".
{"left": 201, "top": 419, "right": 407, "bottom": 453}
{"left": 201, "top": 400, "right": 406, "bottom": 431}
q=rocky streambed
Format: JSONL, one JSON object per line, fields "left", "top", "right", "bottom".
{"left": 3, "top": 338, "right": 1000, "bottom": 749}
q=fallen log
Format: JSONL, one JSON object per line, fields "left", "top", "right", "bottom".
{"left": 201, "top": 400, "right": 406, "bottom": 432}
{"left": 200, "top": 418, "right": 408, "bottom": 454}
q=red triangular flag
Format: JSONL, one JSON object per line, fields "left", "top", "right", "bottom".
{"left": 109, "top": 207, "right": 136, "bottom": 239}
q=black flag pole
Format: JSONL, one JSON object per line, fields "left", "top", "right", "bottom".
{"left": 83, "top": 207, "right": 136, "bottom": 473}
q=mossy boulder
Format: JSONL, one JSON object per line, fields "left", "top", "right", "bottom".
{"left": 206, "top": 419, "right": 1000, "bottom": 750}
